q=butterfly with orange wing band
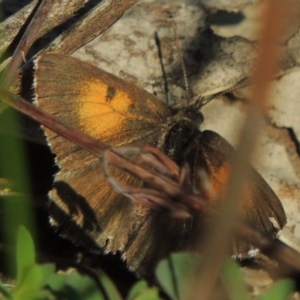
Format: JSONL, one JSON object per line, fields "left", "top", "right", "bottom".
{"left": 34, "top": 53, "right": 286, "bottom": 275}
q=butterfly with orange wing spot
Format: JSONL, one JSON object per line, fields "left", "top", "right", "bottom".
{"left": 34, "top": 53, "right": 286, "bottom": 276}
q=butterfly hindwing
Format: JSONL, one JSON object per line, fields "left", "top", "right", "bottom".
{"left": 197, "top": 130, "right": 286, "bottom": 253}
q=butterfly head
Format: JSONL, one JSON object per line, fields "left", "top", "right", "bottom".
{"left": 171, "top": 105, "right": 204, "bottom": 129}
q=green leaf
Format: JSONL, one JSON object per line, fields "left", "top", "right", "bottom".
{"left": 127, "top": 280, "right": 148, "bottom": 300}
{"left": 258, "top": 279, "right": 294, "bottom": 300}
{"left": 128, "top": 281, "right": 148, "bottom": 299}
{"left": 50, "top": 269, "right": 122, "bottom": 300}
{"left": 220, "top": 259, "right": 248, "bottom": 300}
{"left": 47, "top": 273, "right": 68, "bottom": 292}
{"left": 0, "top": 102, "right": 8, "bottom": 115}
{"left": 131, "top": 288, "right": 160, "bottom": 300}
{"left": 155, "top": 253, "right": 202, "bottom": 300}
{"left": 64, "top": 272, "right": 104, "bottom": 300}
{"left": 97, "top": 269, "right": 123, "bottom": 300}
{"left": 13, "top": 263, "right": 56, "bottom": 298}
{"left": 0, "top": 279, "right": 13, "bottom": 298}
{"left": 127, "top": 280, "right": 161, "bottom": 300}
{"left": 16, "top": 225, "right": 35, "bottom": 282}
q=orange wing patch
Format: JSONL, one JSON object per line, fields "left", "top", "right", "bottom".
{"left": 77, "top": 78, "right": 133, "bottom": 141}
{"left": 209, "top": 162, "right": 231, "bottom": 200}
{"left": 35, "top": 53, "right": 171, "bottom": 149}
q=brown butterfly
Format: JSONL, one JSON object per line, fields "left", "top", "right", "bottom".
{"left": 34, "top": 53, "right": 286, "bottom": 275}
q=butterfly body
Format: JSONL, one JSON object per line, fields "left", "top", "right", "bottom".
{"left": 34, "top": 53, "right": 286, "bottom": 275}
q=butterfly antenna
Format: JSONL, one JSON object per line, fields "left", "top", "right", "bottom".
{"left": 154, "top": 32, "right": 170, "bottom": 105}
{"left": 172, "top": 22, "right": 191, "bottom": 106}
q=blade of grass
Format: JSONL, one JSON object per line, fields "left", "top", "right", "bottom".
{"left": 189, "top": 1, "right": 288, "bottom": 299}
{"left": 0, "top": 107, "right": 36, "bottom": 276}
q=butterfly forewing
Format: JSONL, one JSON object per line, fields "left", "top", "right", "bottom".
{"left": 34, "top": 54, "right": 201, "bottom": 274}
